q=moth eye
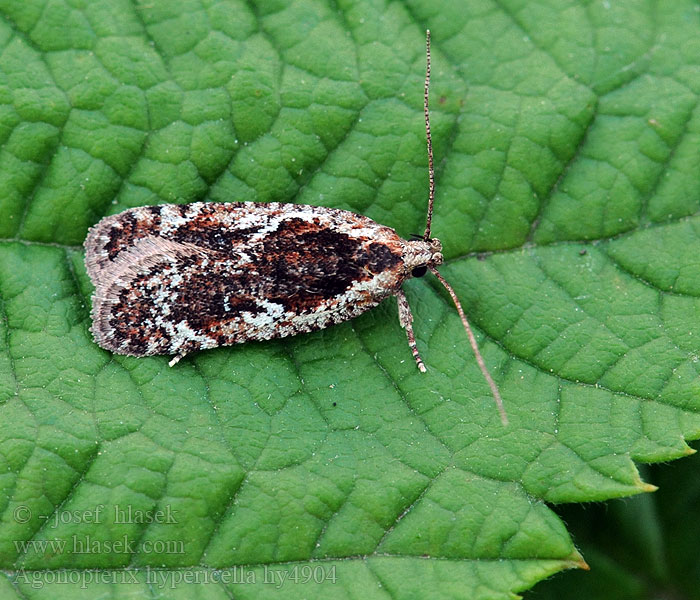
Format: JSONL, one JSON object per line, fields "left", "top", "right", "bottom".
{"left": 411, "top": 265, "right": 428, "bottom": 278}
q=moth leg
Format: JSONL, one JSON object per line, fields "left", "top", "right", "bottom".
{"left": 396, "top": 289, "right": 427, "bottom": 373}
{"left": 168, "top": 354, "right": 186, "bottom": 367}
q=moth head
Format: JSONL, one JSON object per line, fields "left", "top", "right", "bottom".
{"left": 404, "top": 237, "right": 443, "bottom": 278}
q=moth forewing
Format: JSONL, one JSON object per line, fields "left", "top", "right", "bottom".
{"left": 86, "top": 202, "right": 415, "bottom": 357}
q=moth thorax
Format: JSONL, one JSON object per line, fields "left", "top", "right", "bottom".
{"left": 403, "top": 238, "right": 443, "bottom": 275}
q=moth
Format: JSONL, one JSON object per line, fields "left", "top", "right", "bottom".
{"left": 84, "top": 31, "right": 507, "bottom": 425}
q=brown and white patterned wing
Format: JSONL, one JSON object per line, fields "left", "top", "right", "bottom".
{"left": 85, "top": 202, "right": 410, "bottom": 358}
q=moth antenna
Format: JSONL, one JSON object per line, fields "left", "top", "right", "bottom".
{"left": 423, "top": 29, "right": 435, "bottom": 241}
{"left": 428, "top": 266, "right": 508, "bottom": 426}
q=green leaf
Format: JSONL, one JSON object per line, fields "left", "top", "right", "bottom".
{"left": 525, "top": 445, "right": 700, "bottom": 600}
{"left": 1, "top": 0, "right": 699, "bottom": 597}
